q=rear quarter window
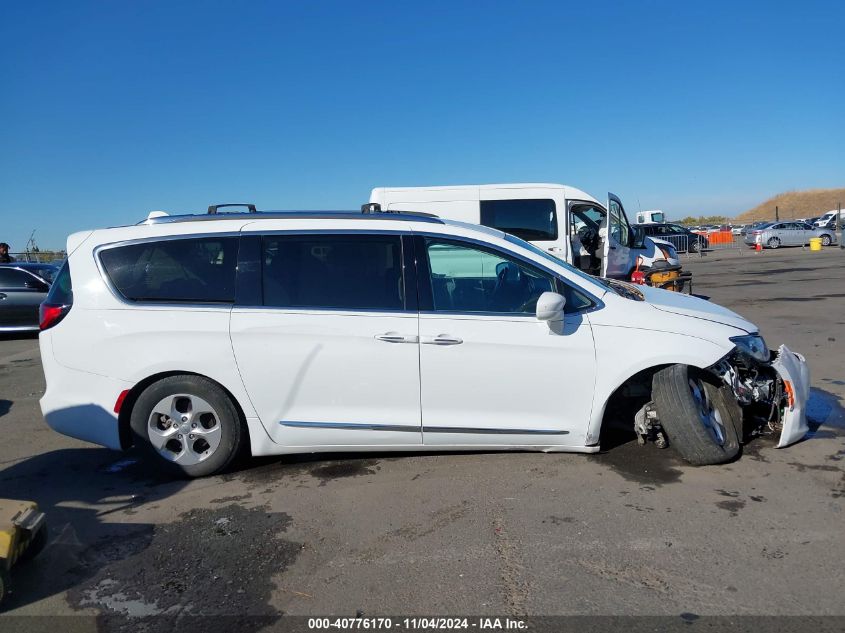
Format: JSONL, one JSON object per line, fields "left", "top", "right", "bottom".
{"left": 46, "top": 261, "right": 73, "bottom": 304}
{"left": 99, "top": 237, "right": 238, "bottom": 303}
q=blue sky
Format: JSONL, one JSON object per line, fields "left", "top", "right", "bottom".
{"left": 1, "top": 0, "right": 843, "bottom": 250}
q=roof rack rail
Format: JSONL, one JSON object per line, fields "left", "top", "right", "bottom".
{"left": 138, "top": 209, "right": 443, "bottom": 226}
{"left": 208, "top": 203, "right": 257, "bottom": 214}
{"left": 360, "top": 203, "right": 438, "bottom": 219}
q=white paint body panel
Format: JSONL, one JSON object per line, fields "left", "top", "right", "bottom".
{"left": 418, "top": 312, "right": 596, "bottom": 447}
{"left": 230, "top": 309, "right": 422, "bottom": 447}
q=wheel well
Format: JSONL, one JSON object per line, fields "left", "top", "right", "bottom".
{"left": 598, "top": 365, "right": 669, "bottom": 445}
{"left": 117, "top": 371, "right": 250, "bottom": 450}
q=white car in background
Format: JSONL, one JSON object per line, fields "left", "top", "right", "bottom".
{"left": 39, "top": 206, "right": 810, "bottom": 478}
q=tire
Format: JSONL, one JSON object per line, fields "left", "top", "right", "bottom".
{"left": 689, "top": 240, "right": 700, "bottom": 253}
{"left": 767, "top": 237, "right": 780, "bottom": 249}
{"left": 821, "top": 234, "right": 832, "bottom": 247}
{"left": 130, "top": 375, "right": 246, "bottom": 478}
{"left": 652, "top": 365, "right": 741, "bottom": 465}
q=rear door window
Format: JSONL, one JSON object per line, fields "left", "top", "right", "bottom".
{"left": 99, "top": 237, "right": 238, "bottom": 303}
{"left": 261, "top": 234, "right": 405, "bottom": 311}
{"left": 480, "top": 199, "right": 558, "bottom": 241}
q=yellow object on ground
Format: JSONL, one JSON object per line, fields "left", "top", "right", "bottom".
{"left": 0, "top": 499, "right": 47, "bottom": 606}
{"left": 809, "top": 237, "right": 822, "bottom": 251}
{"left": 642, "top": 265, "right": 693, "bottom": 293}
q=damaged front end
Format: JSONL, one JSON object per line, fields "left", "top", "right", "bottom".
{"left": 709, "top": 341, "right": 811, "bottom": 448}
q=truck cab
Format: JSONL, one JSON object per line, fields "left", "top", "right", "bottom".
{"left": 369, "top": 183, "right": 679, "bottom": 281}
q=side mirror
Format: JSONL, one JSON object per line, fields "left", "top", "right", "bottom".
{"left": 631, "top": 226, "right": 647, "bottom": 249}
{"left": 536, "top": 291, "right": 566, "bottom": 321}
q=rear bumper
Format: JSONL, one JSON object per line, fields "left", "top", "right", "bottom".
{"left": 39, "top": 336, "right": 132, "bottom": 450}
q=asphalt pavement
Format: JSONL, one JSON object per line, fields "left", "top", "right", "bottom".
{"left": 1, "top": 247, "right": 843, "bottom": 627}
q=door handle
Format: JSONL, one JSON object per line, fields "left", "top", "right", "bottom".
{"left": 375, "top": 332, "right": 417, "bottom": 343}
{"left": 421, "top": 334, "right": 463, "bottom": 346}
{"left": 0, "top": 293, "right": 6, "bottom": 300}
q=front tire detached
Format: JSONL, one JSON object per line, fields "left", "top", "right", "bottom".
{"left": 130, "top": 375, "right": 245, "bottom": 478}
{"left": 652, "top": 365, "right": 741, "bottom": 465}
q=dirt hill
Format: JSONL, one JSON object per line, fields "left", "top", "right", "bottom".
{"left": 736, "top": 188, "right": 845, "bottom": 223}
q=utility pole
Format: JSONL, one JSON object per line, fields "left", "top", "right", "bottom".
{"left": 775, "top": 205, "right": 779, "bottom": 222}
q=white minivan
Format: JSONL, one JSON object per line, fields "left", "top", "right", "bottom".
{"left": 369, "top": 184, "right": 680, "bottom": 281}
{"left": 39, "top": 207, "right": 809, "bottom": 478}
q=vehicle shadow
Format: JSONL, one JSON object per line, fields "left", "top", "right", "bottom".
{"left": 0, "top": 399, "right": 11, "bottom": 417}
{"left": 0, "top": 446, "right": 188, "bottom": 613}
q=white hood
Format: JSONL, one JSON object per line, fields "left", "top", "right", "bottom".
{"left": 638, "top": 285, "right": 756, "bottom": 334}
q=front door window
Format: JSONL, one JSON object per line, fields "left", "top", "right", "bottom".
{"left": 424, "top": 239, "right": 555, "bottom": 315}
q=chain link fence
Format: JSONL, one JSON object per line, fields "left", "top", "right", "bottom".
{"left": 655, "top": 231, "right": 744, "bottom": 257}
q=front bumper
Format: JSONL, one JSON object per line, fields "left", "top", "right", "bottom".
{"left": 771, "top": 345, "right": 811, "bottom": 448}
{"left": 714, "top": 343, "right": 811, "bottom": 448}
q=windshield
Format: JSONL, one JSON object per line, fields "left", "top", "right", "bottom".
{"left": 502, "top": 233, "right": 609, "bottom": 295}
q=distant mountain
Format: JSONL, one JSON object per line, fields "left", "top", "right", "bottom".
{"left": 736, "top": 188, "right": 845, "bottom": 223}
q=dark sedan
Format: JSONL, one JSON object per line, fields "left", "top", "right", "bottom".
{"left": 640, "top": 223, "right": 709, "bottom": 252}
{"left": 6, "top": 261, "right": 61, "bottom": 283}
{"left": 0, "top": 264, "right": 55, "bottom": 332}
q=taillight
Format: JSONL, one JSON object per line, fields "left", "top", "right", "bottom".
{"left": 114, "top": 389, "right": 130, "bottom": 414}
{"left": 39, "top": 302, "right": 71, "bottom": 331}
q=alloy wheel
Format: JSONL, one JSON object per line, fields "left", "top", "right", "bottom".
{"left": 147, "top": 394, "right": 223, "bottom": 465}
{"left": 688, "top": 378, "right": 726, "bottom": 446}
